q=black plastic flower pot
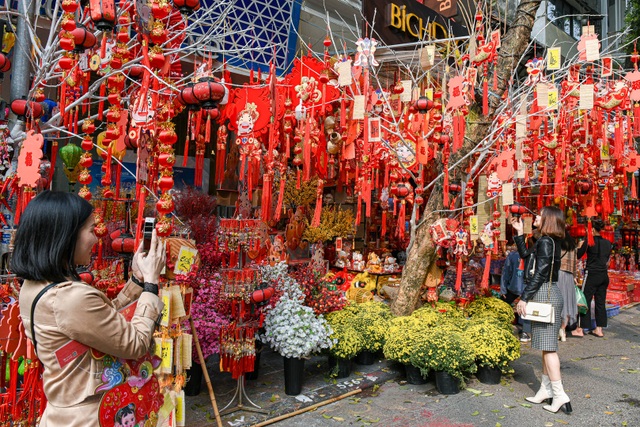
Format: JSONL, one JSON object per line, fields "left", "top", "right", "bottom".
{"left": 355, "top": 350, "right": 376, "bottom": 365}
{"left": 184, "top": 362, "right": 203, "bottom": 396}
{"left": 283, "top": 356, "right": 305, "bottom": 395}
{"left": 404, "top": 364, "right": 428, "bottom": 385}
{"left": 435, "top": 371, "right": 460, "bottom": 395}
{"left": 476, "top": 365, "right": 502, "bottom": 384}
{"left": 328, "top": 356, "right": 351, "bottom": 378}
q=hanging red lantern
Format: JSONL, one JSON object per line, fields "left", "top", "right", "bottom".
{"left": 192, "top": 77, "right": 226, "bottom": 109}
{"left": 150, "top": 21, "right": 168, "bottom": 45}
{"left": 88, "top": 0, "right": 117, "bottom": 31}
{"left": 414, "top": 96, "right": 434, "bottom": 114}
{"left": 77, "top": 169, "right": 92, "bottom": 185}
{"left": 157, "top": 123, "right": 178, "bottom": 145}
{"left": 128, "top": 65, "right": 144, "bottom": 79}
{"left": 61, "top": 14, "right": 77, "bottom": 31}
{"left": 173, "top": 0, "right": 200, "bottom": 14}
{"left": 79, "top": 152, "right": 93, "bottom": 168}
{"left": 509, "top": 203, "right": 527, "bottom": 218}
{"left": 156, "top": 193, "right": 175, "bottom": 215}
{"left": 82, "top": 120, "right": 96, "bottom": 134}
{"left": 177, "top": 83, "right": 200, "bottom": 110}
{"left": 10, "top": 98, "right": 43, "bottom": 120}
{"left": 78, "top": 186, "right": 92, "bottom": 201}
{"left": 158, "top": 151, "right": 176, "bottom": 168}
{"left": 58, "top": 32, "right": 75, "bottom": 51}
{"left": 61, "top": 0, "right": 79, "bottom": 13}
{"left": 148, "top": 46, "right": 165, "bottom": 69}
{"left": 158, "top": 173, "right": 174, "bottom": 192}
{"left": 151, "top": 0, "right": 171, "bottom": 19}
{"left": 81, "top": 136, "right": 94, "bottom": 151}
{"left": 70, "top": 26, "right": 97, "bottom": 52}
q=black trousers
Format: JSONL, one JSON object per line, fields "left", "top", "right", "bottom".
{"left": 578, "top": 270, "right": 609, "bottom": 329}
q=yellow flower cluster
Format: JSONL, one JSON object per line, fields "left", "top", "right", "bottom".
{"left": 383, "top": 316, "right": 432, "bottom": 364}
{"left": 302, "top": 207, "right": 355, "bottom": 243}
{"left": 465, "top": 297, "right": 515, "bottom": 324}
{"left": 326, "top": 307, "right": 364, "bottom": 359}
{"left": 465, "top": 317, "right": 520, "bottom": 374}
{"left": 410, "top": 327, "right": 477, "bottom": 382}
{"left": 282, "top": 172, "right": 318, "bottom": 210}
{"left": 347, "top": 301, "right": 392, "bottom": 352}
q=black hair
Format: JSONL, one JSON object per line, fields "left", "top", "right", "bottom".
{"left": 115, "top": 403, "right": 136, "bottom": 423}
{"left": 11, "top": 191, "right": 93, "bottom": 282}
{"left": 592, "top": 218, "right": 605, "bottom": 232}
{"left": 561, "top": 232, "right": 576, "bottom": 251}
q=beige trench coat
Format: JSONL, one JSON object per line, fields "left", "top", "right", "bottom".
{"left": 19, "top": 279, "right": 163, "bottom": 427}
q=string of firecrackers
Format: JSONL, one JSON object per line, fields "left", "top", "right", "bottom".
{"left": 302, "top": 206, "right": 355, "bottom": 243}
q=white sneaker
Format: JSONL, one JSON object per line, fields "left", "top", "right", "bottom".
{"left": 519, "top": 332, "right": 531, "bottom": 342}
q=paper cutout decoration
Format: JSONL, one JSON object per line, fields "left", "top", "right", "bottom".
{"left": 17, "top": 130, "right": 44, "bottom": 188}
{"left": 578, "top": 33, "right": 600, "bottom": 62}
{"left": 625, "top": 70, "right": 640, "bottom": 101}
{"left": 447, "top": 75, "right": 468, "bottom": 110}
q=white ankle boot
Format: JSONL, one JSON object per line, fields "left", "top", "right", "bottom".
{"left": 543, "top": 380, "right": 572, "bottom": 413}
{"left": 525, "top": 374, "right": 552, "bottom": 404}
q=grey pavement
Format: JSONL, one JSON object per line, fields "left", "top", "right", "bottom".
{"left": 186, "top": 303, "right": 640, "bottom": 426}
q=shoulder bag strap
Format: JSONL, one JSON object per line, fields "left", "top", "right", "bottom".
{"left": 548, "top": 239, "right": 555, "bottom": 303}
{"left": 30, "top": 282, "right": 61, "bottom": 356}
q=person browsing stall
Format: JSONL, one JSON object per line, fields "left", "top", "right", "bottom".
{"left": 12, "top": 191, "right": 166, "bottom": 427}
{"left": 511, "top": 206, "right": 572, "bottom": 414}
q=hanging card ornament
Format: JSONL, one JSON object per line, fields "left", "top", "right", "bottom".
{"left": 17, "top": 131, "right": 44, "bottom": 188}
{"left": 353, "top": 37, "right": 379, "bottom": 68}
{"left": 578, "top": 33, "right": 601, "bottom": 62}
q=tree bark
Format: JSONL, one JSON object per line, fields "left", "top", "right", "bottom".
{"left": 391, "top": 0, "right": 542, "bottom": 316}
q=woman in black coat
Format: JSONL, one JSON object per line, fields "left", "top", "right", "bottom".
{"left": 510, "top": 206, "right": 571, "bottom": 414}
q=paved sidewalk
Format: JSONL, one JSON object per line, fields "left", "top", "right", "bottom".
{"left": 186, "top": 303, "right": 640, "bottom": 426}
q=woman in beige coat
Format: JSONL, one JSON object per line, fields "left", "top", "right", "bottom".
{"left": 12, "top": 191, "right": 165, "bottom": 427}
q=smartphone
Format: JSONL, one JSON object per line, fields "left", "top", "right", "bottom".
{"left": 143, "top": 217, "right": 156, "bottom": 251}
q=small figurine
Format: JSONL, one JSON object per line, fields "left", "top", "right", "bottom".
{"left": 383, "top": 256, "right": 399, "bottom": 272}
{"left": 335, "top": 250, "right": 349, "bottom": 268}
{"left": 366, "top": 252, "right": 382, "bottom": 273}
{"left": 352, "top": 251, "right": 365, "bottom": 271}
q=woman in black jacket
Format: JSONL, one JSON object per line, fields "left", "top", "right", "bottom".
{"left": 573, "top": 218, "right": 612, "bottom": 337}
{"left": 510, "top": 206, "right": 571, "bottom": 414}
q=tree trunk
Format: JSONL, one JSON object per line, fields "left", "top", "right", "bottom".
{"left": 391, "top": 0, "right": 542, "bottom": 316}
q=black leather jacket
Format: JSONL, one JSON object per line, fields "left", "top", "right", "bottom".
{"left": 513, "top": 234, "right": 561, "bottom": 302}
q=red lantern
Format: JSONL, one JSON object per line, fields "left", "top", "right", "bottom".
{"left": 156, "top": 193, "right": 175, "bottom": 215}
{"left": 81, "top": 136, "right": 94, "bottom": 151}
{"left": 70, "top": 25, "right": 97, "bottom": 52}
{"left": 158, "top": 151, "right": 176, "bottom": 168}
{"left": 414, "top": 96, "right": 434, "bottom": 114}
{"left": 509, "top": 203, "right": 527, "bottom": 219}
{"left": 59, "top": 33, "right": 75, "bottom": 51}
{"left": 151, "top": 0, "right": 171, "bottom": 19}
{"left": 61, "top": 0, "right": 79, "bottom": 13}
{"left": 77, "top": 169, "right": 92, "bottom": 185}
{"left": 79, "top": 153, "right": 93, "bottom": 168}
{"left": 177, "top": 83, "right": 200, "bottom": 110}
{"left": 192, "top": 78, "right": 226, "bottom": 109}
{"left": 158, "top": 174, "right": 174, "bottom": 192}
{"left": 128, "top": 65, "right": 144, "bottom": 79}
{"left": 157, "top": 125, "right": 178, "bottom": 145}
{"left": 88, "top": 0, "right": 117, "bottom": 31}
{"left": 448, "top": 183, "right": 462, "bottom": 195}
{"left": 10, "top": 98, "right": 43, "bottom": 120}
{"left": 173, "top": 0, "right": 200, "bottom": 14}
{"left": 155, "top": 217, "right": 173, "bottom": 237}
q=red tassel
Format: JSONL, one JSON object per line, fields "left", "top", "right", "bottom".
{"left": 261, "top": 175, "right": 271, "bottom": 222}
{"left": 455, "top": 257, "right": 463, "bottom": 292}
{"left": 274, "top": 177, "right": 286, "bottom": 221}
{"left": 634, "top": 103, "right": 640, "bottom": 136}
{"left": 134, "top": 188, "right": 146, "bottom": 248}
{"left": 381, "top": 210, "right": 387, "bottom": 237}
{"left": 632, "top": 175, "right": 638, "bottom": 200}
{"left": 481, "top": 252, "right": 491, "bottom": 289}
{"left": 355, "top": 195, "right": 362, "bottom": 225}
{"left": 97, "top": 82, "right": 106, "bottom": 121}
{"left": 587, "top": 219, "right": 595, "bottom": 247}
{"left": 443, "top": 167, "right": 449, "bottom": 208}
{"left": 482, "top": 77, "right": 489, "bottom": 116}
{"left": 396, "top": 200, "right": 406, "bottom": 238}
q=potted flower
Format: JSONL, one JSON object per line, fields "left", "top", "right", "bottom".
{"left": 259, "top": 263, "right": 334, "bottom": 395}
{"left": 465, "top": 317, "right": 520, "bottom": 383}
{"left": 465, "top": 296, "right": 515, "bottom": 325}
{"left": 325, "top": 308, "right": 364, "bottom": 378}
{"left": 409, "top": 325, "right": 477, "bottom": 394}
{"left": 348, "top": 301, "right": 392, "bottom": 364}
{"left": 383, "top": 316, "right": 433, "bottom": 384}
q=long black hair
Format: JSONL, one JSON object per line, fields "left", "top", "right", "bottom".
{"left": 561, "top": 231, "right": 577, "bottom": 251}
{"left": 11, "top": 191, "right": 93, "bottom": 282}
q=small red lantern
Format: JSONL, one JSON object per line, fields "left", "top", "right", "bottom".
{"left": 177, "top": 83, "right": 201, "bottom": 110}
{"left": 157, "top": 124, "right": 178, "bottom": 145}
{"left": 70, "top": 26, "right": 97, "bottom": 52}
{"left": 11, "top": 98, "right": 43, "bottom": 120}
{"left": 77, "top": 169, "right": 92, "bottom": 185}
{"left": 81, "top": 136, "right": 94, "bottom": 151}
{"left": 192, "top": 77, "right": 226, "bottom": 109}
{"left": 151, "top": 0, "right": 171, "bottom": 19}
{"left": 158, "top": 173, "right": 174, "bottom": 192}
{"left": 158, "top": 151, "right": 176, "bottom": 168}
{"left": 128, "top": 65, "right": 144, "bottom": 79}
{"left": 448, "top": 183, "right": 462, "bottom": 196}
{"left": 414, "top": 96, "right": 434, "bottom": 114}
{"left": 155, "top": 217, "right": 173, "bottom": 237}
{"left": 156, "top": 193, "right": 175, "bottom": 215}
{"left": 173, "top": 0, "right": 200, "bottom": 14}
{"left": 79, "top": 153, "right": 93, "bottom": 168}
{"left": 509, "top": 203, "right": 528, "bottom": 219}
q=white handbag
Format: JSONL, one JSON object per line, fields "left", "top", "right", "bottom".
{"left": 522, "top": 301, "right": 555, "bottom": 323}
{"left": 522, "top": 239, "right": 555, "bottom": 324}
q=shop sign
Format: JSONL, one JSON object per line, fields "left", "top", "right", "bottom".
{"left": 363, "top": 0, "right": 467, "bottom": 48}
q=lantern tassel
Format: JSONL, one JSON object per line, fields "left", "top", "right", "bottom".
{"left": 396, "top": 200, "right": 405, "bottom": 238}
{"left": 455, "top": 257, "right": 463, "bottom": 292}
{"left": 587, "top": 218, "right": 595, "bottom": 247}
{"left": 274, "top": 176, "right": 286, "bottom": 221}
